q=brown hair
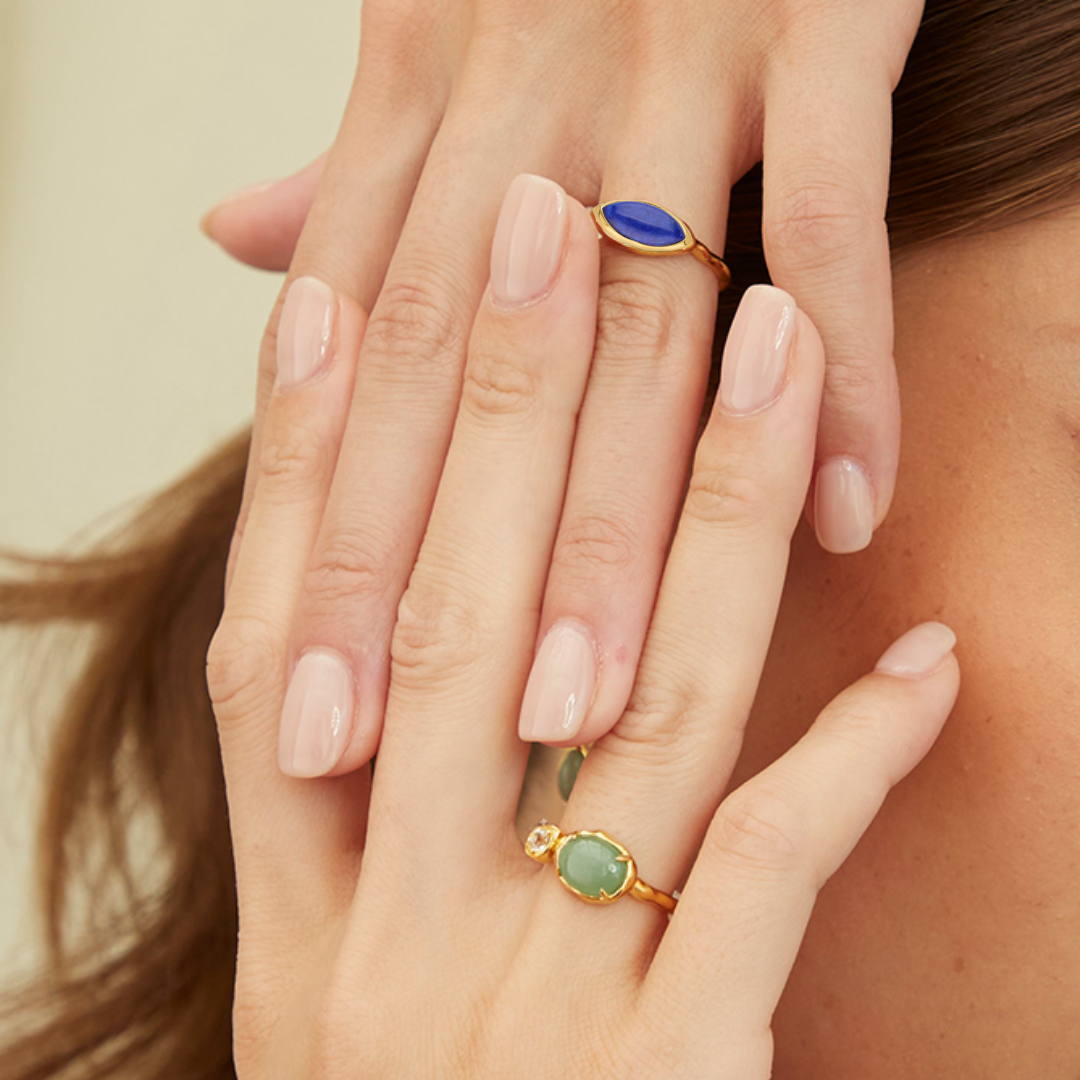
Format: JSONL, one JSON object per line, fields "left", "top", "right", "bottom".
{"left": 3, "top": 2, "right": 1080, "bottom": 1076}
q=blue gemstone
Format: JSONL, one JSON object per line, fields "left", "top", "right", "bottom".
{"left": 602, "top": 201, "right": 686, "bottom": 248}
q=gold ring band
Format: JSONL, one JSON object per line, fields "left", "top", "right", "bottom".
{"left": 524, "top": 821, "right": 677, "bottom": 914}
{"left": 591, "top": 200, "right": 731, "bottom": 290}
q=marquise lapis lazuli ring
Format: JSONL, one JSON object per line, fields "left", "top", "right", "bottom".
{"left": 591, "top": 200, "right": 731, "bottom": 290}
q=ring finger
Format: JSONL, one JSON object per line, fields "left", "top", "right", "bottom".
{"left": 545, "top": 284, "right": 826, "bottom": 960}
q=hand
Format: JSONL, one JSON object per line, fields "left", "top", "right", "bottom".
{"left": 208, "top": 177, "right": 959, "bottom": 1077}
{"left": 210, "top": 0, "right": 925, "bottom": 772}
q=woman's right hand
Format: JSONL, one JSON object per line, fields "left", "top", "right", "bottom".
{"left": 207, "top": 175, "right": 959, "bottom": 1077}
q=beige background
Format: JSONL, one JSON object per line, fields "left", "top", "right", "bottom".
{"left": 0, "top": 0, "right": 360, "bottom": 973}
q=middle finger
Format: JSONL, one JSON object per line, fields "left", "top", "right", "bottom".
{"left": 549, "top": 285, "right": 825, "bottom": 959}
{"left": 362, "top": 176, "right": 600, "bottom": 869}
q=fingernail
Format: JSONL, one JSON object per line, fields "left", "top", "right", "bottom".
{"left": 814, "top": 456, "right": 875, "bottom": 554}
{"left": 518, "top": 620, "right": 598, "bottom": 742}
{"left": 276, "top": 276, "right": 336, "bottom": 389}
{"left": 718, "top": 284, "right": 797, "bottom": 414}
{"left": 199, "top": 180, "right": 277, "bottom": 237}
{"left": 279, "top": 649, "right": 355, "bottom": 777}
{"left": 875, "top": 621, "right": 957, "bottom": 679}
{"left": 490, "top": 173, "right": 567, "bottom": 307}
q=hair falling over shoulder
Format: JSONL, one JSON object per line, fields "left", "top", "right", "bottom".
{"left": 0, "top": 435, "right": 247, "bottom": 1080}
{"left": 2, "top": 2, "right": 1080, "bottom": 1077}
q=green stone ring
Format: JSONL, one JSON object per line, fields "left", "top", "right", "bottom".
{"left": 524, "top": 822, "right": 677, "bottom": 914}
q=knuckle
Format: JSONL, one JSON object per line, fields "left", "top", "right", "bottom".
{"left": 257, "top": 412, "right": 329, "bottom": 493}
{"left": 206, "top": 615, "right": 284, "bottom": 718}
{"left": 458, "top": 339, "right": 543, "bottom": 423}
{"left": 683, "top": 452, "right": 771, "bottom": 532}
{"left": 390, "top": 576, "right": 486, "bottom": 692}
{"left": 303, "top": 530, "right": 395, "bottom": 615}
{"left": 364, "top": 273, "right": 466, "bottom": 375}
{"left": 595, "top": 277, "right": 679, "bottom": 363}
{"left": 825, "top": 352, "right": 886, "bottom": 414}
{"left": 707, "top": 787, "right": 807, "bottom": 880}
{"left": 553, "top": 510, "right": 640, "bottom": 578}
{"left": 609, "top": 675, "right": 717, "bottom": 760}
{"left": 819, "top": 694, "right": 892, "bottom": 763}
{"left": 765, "top": 176, "right": 874, "bottom": 265}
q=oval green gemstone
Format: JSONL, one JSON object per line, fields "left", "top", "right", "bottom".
{"left": 557, "top": 747, "right": 586, "bottom": 801}
{"left": 556, "top": 834, "right": 629, "bottom": 900}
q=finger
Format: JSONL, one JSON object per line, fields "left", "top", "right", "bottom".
{"left": 207, "top": 284, "right": 370, "bottom": 923}
{"left": 200, "top": 154, "right": 326, "bottom": 272}
{"left": 545, "top": 289, "right": 824, "bottom": 959}
{"left": 517, "top": 93, "right": 740, "bottom": 747}
{"left": 360, "top": 179, "right": 599, "bottom": 866}
{"left": 220, "top": 89, "right": 441, "bottom": 605}
{"left": 761, "top": 47, "right": 900, "bottom": 554}
{"left": 645, "top": 623, "right": 959, "bottom": 1055}
{"left": 282, "top": 106, "right": 570, "bottom": 778}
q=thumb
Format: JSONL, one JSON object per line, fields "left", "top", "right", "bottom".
{"left": 200, "top": 153, "right": 326, "bottom": 271}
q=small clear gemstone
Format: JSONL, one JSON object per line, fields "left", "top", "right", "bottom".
{"left": 526, "top": 825, "right": 556, "bottom": 856}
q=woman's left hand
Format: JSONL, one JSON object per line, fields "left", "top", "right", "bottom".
{"left": 208, "top": 176, "right": 960, "bottom": 1077}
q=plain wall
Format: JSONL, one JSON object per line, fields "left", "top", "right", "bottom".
{"left": 0, "top": 0, "right": 360, "bottom": 973}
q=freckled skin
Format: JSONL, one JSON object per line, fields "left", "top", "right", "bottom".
{"left": 737, "top": 210, "right": 1080, "bottom": 1077}
{"left": 518, "top": 210, "right": 1080, "bottom": 1075}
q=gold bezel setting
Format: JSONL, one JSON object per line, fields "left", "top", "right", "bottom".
{"left": 592, "top": 201, "right": 695, "bottom": 257}
{"left": 523, "top": 821, "right": 677, "bottom": 913}
{"left": 554, "top": 829, "right": 638, "bottom": 905}
{"left": 590, "top": 200, "right": 732, "bottom": 290}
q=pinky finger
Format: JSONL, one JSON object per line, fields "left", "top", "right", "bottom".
{"left": 643, "top": 621, "right": 960, "bottom": 1055}
{"left": 208, "top": 283, "right": 367, "bottom": 908}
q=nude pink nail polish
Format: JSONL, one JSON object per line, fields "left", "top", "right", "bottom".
{"left": 814, "top": 456, "right": 875, "bottom": 554}
{"left": 718, "top": 284, "right": 797, "bottom": 415}
{"left": 518, "top": 620, "right": 598, "bottom": 743}
{"left": 490, "top": 174, "right": 567, "bottom": 308}
{"left": 875, "top": 622, "right": 957, "bottom": 679}
{"left": 276, "top": 276, "right": 336, "bottom": 389}
{"left": 279, "top": 649, "right": 355, "bottom": 777}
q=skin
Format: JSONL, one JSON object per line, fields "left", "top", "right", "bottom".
{"left": 210, "top": 194, "right": 1080, "bottom": 1074}
{"left": 208, "top": 0, "right": 923, "bottom": 776}
{"left": 208, "top": 180, "right": 961, "bottom": 1077}
{"left": 749, "top": 208, "right": 1080, "bottom": 1075}
{"left": 516, "top": 206, "right": 1080, "bottom": 1074}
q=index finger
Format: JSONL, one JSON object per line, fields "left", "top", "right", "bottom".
{"left": 761, "top": 47, "right": 900, "bottom": 554}
{"left": 643, "top": 623, "right": 959, "bottom": 1062}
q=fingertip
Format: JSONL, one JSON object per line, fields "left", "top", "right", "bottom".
{"left": 874, "top": 620, "right": 958, "bottom": 680}
{"left": 872, "top": 622, "right": 961, "bottom": 766}
{"left": 200, "top": 154, "right": 328, "bottom": 271}
{"left": 812, "top": 455, "right": 876, "bottom": 554}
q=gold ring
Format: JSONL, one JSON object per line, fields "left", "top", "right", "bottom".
{"left": 524, "top": 821, "right": 677, "bottom": 914}
{"left": 591, "top": 201, "right": 731, "bottom": 290}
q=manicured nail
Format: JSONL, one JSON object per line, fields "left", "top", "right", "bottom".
{"left": 518, "top": 620, "right": 598, "bottom": 742}
{"left": 718, "top": 284, "right": 796, "bottom": 414}
{"left": 279, "top": 649, "right": 355, "bottom": 777}
{"left": 875, "top": 621, "right": 957, "bottom": 679}
{"left": 814, "top": 456, "right": 875, "bottom": 554}
{"left": 199, "top": 180, "right": 277, "bottom": 237}
{"left": 490, "top": 173, "right": 567, "bottom": 307}
{"left": 276, "top": 276, "right": 336, "bottom": 388}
